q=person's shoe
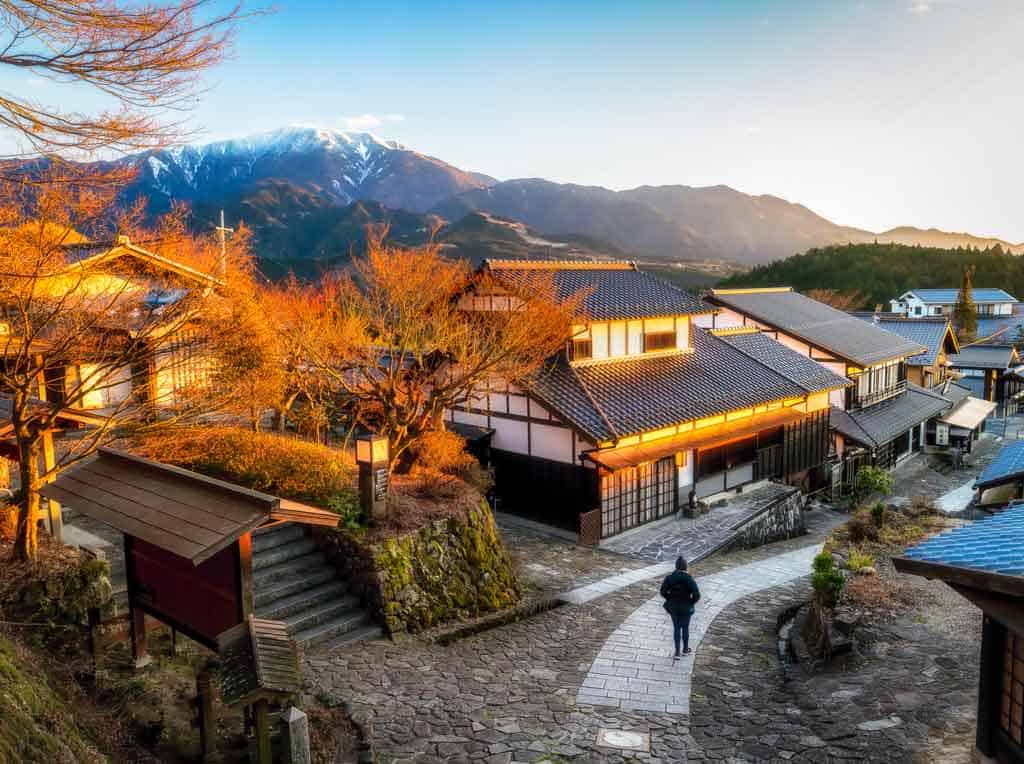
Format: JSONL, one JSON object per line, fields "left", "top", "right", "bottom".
{"left": 673, "top": 649, "right": 680, "bottom": 659}
{"left": 681, "top": 648, "right": 692, "bottom": 655}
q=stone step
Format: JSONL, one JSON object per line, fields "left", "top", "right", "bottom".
{"left": 252, "top": 551, "right": 328, "bottom": 587}
{"left": 256, "top": 580, "right": 350, "bottom": 621}
{"left": 254, "top": 566, "right": 339, "bottom": 608}
{"left": 253, "top": 537, "right": 317, "bottom": 570}
{"left": 284, "top": 595, "right": 362, "bottom": 635}
{"left": 252, "top": 523, "right": 306, "bottom": 552}
{"left": 319, "top": 623, "right": 385, "bottom": 651}
{"left": 293, "top": 609, "right": 373, "bottom": 648}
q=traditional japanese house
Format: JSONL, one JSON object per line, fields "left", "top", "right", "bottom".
{"left": 704, "top": 288, "right": 950, "bottom": 480}
{"left": 948, "top": 345, "right": 1024, "bottom": 416}
{"left": 894, "top": 506, "right": 1024, "bottom": 764}
{"left": 452, "top": 262, "right": 849, "bottom": 540}
{"left": 850, "top": 315, "right": 959, "bottom": 389}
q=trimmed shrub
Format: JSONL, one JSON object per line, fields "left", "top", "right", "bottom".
{"left": 870, "top": 502, "right": 887, "bottom": 527}
{"left": 811, "top": 551, "right": 845, "bottom": 609}
{"left": 846, "top": 547, "right": 875, "bottom": 573}
{"left": 854, "top": 465, "right": 894, "bottom": 499}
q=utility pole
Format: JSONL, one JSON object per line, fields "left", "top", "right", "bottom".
{"left": 215, "top": 210, "right": 234, "bottom": 280}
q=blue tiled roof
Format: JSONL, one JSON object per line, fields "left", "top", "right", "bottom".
{"left": 907, "top": 288, "right": 1018, "bottom": 304}
{"left": 850, "top": 315, "right": 951, "bottom": 366}
{"left": 975, "top": 440, "right": 1024, "bottom": 489}
{"left": 902, "top": 503, "right": 1024, "bottom": 577}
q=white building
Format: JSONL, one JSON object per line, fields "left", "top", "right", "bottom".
{"left": 890, "top": 289, "right": 1017, "bottom": 318}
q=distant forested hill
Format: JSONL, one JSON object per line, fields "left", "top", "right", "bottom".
{"left": 716, "top": 243, "right": 1024, "bottom": 309}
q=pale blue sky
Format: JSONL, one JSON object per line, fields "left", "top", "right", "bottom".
{"left": 9, "top": 0, "right": 1024, "bottom": 240}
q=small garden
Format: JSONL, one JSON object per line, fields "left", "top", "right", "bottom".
{"left": 786, "top": 466, "right": 963, "bottom": 666}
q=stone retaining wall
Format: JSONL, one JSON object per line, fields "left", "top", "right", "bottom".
{"left": 717, "top": 486, "right": 805, "bottom": 556}
{"left": 316, "top": 499, "right": 521, "bottom": 635}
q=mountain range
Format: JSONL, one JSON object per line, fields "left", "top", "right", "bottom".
{"left": 59, "top": 125, "right": 1024, "bottom": 274}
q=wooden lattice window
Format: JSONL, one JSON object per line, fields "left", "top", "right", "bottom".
{"left": 644, "top": 331, "right": 676, "bottom": 352}
{"left": 1001, "top": 629, "right": 1024, "bottom": 747}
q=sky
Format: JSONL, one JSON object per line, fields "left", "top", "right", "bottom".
{"left": 8, "top": 0, "right": 1024, "bottom": 240}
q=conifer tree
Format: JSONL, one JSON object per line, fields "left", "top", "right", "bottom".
{"left": 952, "top": 265, "right": 978, "bottom": 343}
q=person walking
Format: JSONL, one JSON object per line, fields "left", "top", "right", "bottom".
{"left": 660, "top": 556, "right": 700, "bottom": 659}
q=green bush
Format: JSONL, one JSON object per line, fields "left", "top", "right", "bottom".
{"left": 870, "top": 502, "right": 887, "bottom": 527}
{"left": 327, "top": 491, "right": 364, "bottom": 530}
{"left": 811, "top": 551, "right": 845, "bottom": 609}
{"left": 854, "top": 466, "right": 894, "bottom": 499}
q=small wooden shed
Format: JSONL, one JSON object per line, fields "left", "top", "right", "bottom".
{"left": 41, "top": 447, "right": 337, "bottom": 662}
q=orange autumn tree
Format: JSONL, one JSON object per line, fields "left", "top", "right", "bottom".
{"left": 292, "top": 234, "right": 581, "bottom": 470}
{"left": 1, "top": 172, "right": 254, "bottom": 561}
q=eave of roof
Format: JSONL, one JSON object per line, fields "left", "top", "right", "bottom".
{"left": 829, "top": 383, "right": 952, "bottom": 449}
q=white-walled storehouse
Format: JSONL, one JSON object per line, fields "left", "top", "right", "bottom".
{"left": 452, "top": 263, "right": 849, "bottom": 540}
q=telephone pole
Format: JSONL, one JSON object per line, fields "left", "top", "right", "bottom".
{"left": 215, "top": 209, "right": 234, "bottom": 279}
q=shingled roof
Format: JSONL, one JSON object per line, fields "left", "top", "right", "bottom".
{"left": 708, "top": 288, "right": 925, "bottom": 367}
{"left": 828, "top": 383, "right": 952, "bottom": 449}
{"left": 850, "top": 315, "right": 957, "bottom": 367}
{"left": 483, "top": 260, "right": 708, "bottom": 321}
{"left": 949, "top": 345, "right": 1019, "bottom": 370}
{"left": 218, "top": 616, "right": 301, "bottom": 708}
{"left": 528, "top": 327, "right": 849, "bottom": 442}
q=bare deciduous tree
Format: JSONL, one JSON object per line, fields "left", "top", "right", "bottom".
{"left": 0, "top": 0, "right": 250, "bottom": 159}
{"left": 288, "top": 233, "right": 581, "bottom": 469}
{"left": 1, "top": 170, "right": 251, "bottom": 560}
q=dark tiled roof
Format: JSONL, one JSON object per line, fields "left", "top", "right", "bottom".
{"left": 709, "top": 289, "right": 925, "bottom": 367}
{"left": 975, "top": 441, "right": 1024, "bottom": 489}
{"left": 485, "top": 261, "right": 708, "bottom": 321}
{"left": 715, "top": 330, "right": 852, "bottom": 393}
{"left": 939, "top": 381, "right": 973, "bottom": 405}
{"left": 850, "top": 315, "right": 952, "bottom": 366}
{"left": 447, "top": 421, "right": 495, "bottom": 443}
{"left": 829, "top": 384, "right": 951, "bottom": 448}
{"left": 949, "top": 345, "right": 1017, "bottom": 370}
{"left": 905, "top": 288, "right": 1017, "bottom": 304}
{"left": 529, "top": 328, "right": 848, "bottom": 442}
{"left": 901, "top": 502, "right": 1024, "bottom": 577}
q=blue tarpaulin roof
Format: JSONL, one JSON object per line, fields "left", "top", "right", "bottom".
{"left": 975, "top": 440, "right": 1024, "bottom": 489}
{"left": 901, "top": 503, "right": 1024, "bottom": 577}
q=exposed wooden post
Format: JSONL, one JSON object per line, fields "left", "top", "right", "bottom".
{"left": 130, "top": 606, "right": 150, "bottom": 669}
{"left": 196, "top": 670, "right": 218, "bottom": 762}
{"left": 254, "top": 698, "right": 273, "bottom": 764}
{"left": 41, "top": 429, "right": 61, "bottom": 543}
{"left": 237, "top": 531, "right": 255, "bottom": 618}
{"left": 975, "top": 615, "right": 1005, "bottom": 757}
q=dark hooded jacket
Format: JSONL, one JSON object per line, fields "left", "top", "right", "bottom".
{"left": 660, "top": 570, "right": 700, "bottom": 617}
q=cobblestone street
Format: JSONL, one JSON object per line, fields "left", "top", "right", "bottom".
{"left": 305, "top": 495, "right": 981, "bottom": 763}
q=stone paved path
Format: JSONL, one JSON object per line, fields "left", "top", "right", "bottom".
{"left": 600, "top": 482, "right": 795, "bottom": 563}
{"left": 576, "top": 544, "right": 821, "bottom": 715}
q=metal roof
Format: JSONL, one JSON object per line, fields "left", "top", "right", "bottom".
{"left": 850, "top": 315, "right": 955, "bottom": 367}
{"left": 948, "top": 345, "right": 1018, "bottom": 370}
{"left": 218, "top": 616, "right": 301, "bottom": 707}
{"left": 828, "top": 384, "right": 952, "bottom": 448}
{"left": 903, "top": 288, "right": 1017, "bottom": 305}
{"left": 709, "top": 289, "right": 925, "bottom": 367}
{"left": 40, "top": 448, "right": 276, "bottom": 564}
{"left": 975, "top": 441, "right": 1024, "bottom": 489}
{"left": 899, "top": 503, "right": 1024, "bottom": 578}
{"left": 484, "top": 260, "right": 709, "bottom": 321}
{"left": 939, "top": 396, "right": 996, "bottom": 430}
{"left": 529, "top": 327, "right": 849, "bottom": 442}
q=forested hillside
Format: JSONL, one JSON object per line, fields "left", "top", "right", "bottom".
{"left": 717, "top": 243, "right": 1024, "bottom": 309}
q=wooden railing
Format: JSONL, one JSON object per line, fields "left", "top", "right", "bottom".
{"left": 847, "top": 379, "right": 907, "bottom": 410}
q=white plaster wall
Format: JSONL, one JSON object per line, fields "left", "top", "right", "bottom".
{"left": 678, "top": 450, "right": 694, "bottom": 489}
{"left": 530, "top": 423, "right": 574, "bottom": 463}
{"left": 452, "top": 409, "right": 488, "bottom": 429}
{"left": 676, "top": 316, "right": 690, "bottom": 350}
{"left": 609, "top": 321, "right": 627, "bottom": 357}
{"left": 628, "top": 321, "right": 643, "bottom": 354}
{"left": 490, "top": 416, "right": 529, "bottom": 454}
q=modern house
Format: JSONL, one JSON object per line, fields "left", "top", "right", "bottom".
{"left": 703, "top": 288, "right": 951, "bottom": 481}
{"left": 850, "top": 315, "right": 959, "bottom": 389}
{"left": 451, "top": 262, "right": 849, "bottom": 540}
{"left": 894, "top": 505, "right": 1024, "bottom": 764}
{"left": 890, "top": 288, "right": 1018, "bottom": 318}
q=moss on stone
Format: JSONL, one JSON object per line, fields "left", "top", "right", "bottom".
{"left": 0, "top": 633, "right": 105, "bottom": 762}
{"left": 324, "top": 499, "right": 521, "bottom": 635}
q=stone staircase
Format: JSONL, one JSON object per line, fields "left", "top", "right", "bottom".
{"left": 252, "top": 523, "right": 382, "bottom": 650}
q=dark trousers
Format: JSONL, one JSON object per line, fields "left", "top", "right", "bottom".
{"left": 670, "top": 610, "right": 692, "bottom": 653}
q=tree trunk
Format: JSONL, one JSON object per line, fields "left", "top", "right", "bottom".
{"left": 13, "top": 438, "right": 41, "bottom": 561}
